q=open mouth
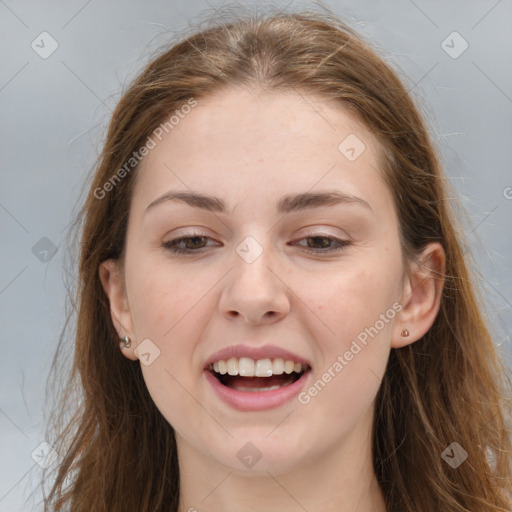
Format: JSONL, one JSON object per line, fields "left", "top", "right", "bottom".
{"left": 208, "top": 357, "right": 310, "bottom": 392}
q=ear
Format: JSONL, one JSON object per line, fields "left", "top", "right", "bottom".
{"left": 98, "top": 259, "right": 137, "bottom": 361}
{"left": 392, "top": 242, "right": 446, "bottom": 348}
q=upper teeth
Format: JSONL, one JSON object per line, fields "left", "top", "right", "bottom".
{"left": 211, "top": 357, "right": 305, "bottom": 377}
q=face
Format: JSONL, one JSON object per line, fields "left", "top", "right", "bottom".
{"left": 103, "top": 87, "right": 416, "bottom": 475}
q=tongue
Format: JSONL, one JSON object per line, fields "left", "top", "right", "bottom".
{"left": 220, "top": 374, "right": 297, "bottom": 391}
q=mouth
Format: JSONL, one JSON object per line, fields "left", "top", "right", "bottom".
{"left": 204, "top": 355, "right": 311, "bottom": 411}
{"left": 208, "top": 357, "right": 310, "bottom": 392}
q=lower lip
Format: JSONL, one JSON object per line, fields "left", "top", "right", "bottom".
{"left": 204, "top": 370, "right": 310, "bottom": 411}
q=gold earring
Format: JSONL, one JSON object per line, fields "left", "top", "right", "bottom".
{"left": 119, "top": 336, "right": 131, "bottom": 348}
{"left": 401, "top": 328, "right": 409, "bottom": 337}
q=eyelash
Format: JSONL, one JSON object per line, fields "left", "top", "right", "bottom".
{"left": 162, "top": 233, "right": 351, "bottom": 255}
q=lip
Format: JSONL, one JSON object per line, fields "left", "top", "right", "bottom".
{"left": 204, "top": 344, "right": 311, "bottom": 369}
{"left": 204, "top": 367, "right": 311, "bottom": 411}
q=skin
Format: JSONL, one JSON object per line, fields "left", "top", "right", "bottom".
{"left": 100, "top": 86, "right": 445, "bottom": 512}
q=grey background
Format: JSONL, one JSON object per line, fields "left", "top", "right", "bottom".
{"left": 1, "top": 0, "right": 511, "bottom": 510}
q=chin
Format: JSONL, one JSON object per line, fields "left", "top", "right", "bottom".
{"left": 202, "top": 433, "right": 311, "bottom": 476}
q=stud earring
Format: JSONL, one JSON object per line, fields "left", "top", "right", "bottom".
{"left": 401, "top": 328, "right": 409, "bottom": 337}
{"left": 119, "top": 335, "right": 131, "bottom": 348}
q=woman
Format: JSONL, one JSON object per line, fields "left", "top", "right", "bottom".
{"left": 42, "top": 5, "right": 512, "bottom": 511}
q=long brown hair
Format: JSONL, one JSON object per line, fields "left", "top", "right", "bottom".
{"left": 42, "top": 4, "right": 512, "bottom": 511}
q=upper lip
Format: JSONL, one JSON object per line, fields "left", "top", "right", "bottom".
{"left": 204, "top": 344, "right": 311, "bottom": 370}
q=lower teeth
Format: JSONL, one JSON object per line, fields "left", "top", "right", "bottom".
{"left": 231, "top": 384, "right": 283, "bottom": 392}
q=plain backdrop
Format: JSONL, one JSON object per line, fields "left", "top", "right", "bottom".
{"left": 1, "top": 0, "right": 511, "bottom": 510}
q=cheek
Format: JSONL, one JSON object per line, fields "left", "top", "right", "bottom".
{"left": 128, "top": 258, "right": 200, "bottom": 333}
{"left": 127, "top": 260, "right": 215, "bottom": 379}
{"left": 297, "top": 253, "right": 401, "bottom": 346}
{"left": 296, "top": 258, "right": 399, "bottom": 424}
{"left": 127, "top": 265, "right": 210, "bottom": 427}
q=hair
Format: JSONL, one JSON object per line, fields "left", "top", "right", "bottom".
{"left": 41, "top": 3, "right": 512, "bottom": 511}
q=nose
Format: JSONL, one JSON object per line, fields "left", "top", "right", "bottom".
{"left": 218, "top": 241, "right": 291, "bottom": 325}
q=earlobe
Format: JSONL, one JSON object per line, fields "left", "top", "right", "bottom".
{"left": 392, "top": 242, "right": 446, "bottom": 348}
{"left": 98, "top": 259, "right": 138, "bottom": 361}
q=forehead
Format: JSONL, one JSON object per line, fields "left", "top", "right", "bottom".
{"left": 147, "top": 87, "right": 373, "bottom": 157}
{"left": 131, "top": 87, "right": 391, "bottom": 215}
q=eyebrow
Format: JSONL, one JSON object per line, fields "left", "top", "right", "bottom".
{"left": 145, "top": 190, "right": 372, "bottom": 215}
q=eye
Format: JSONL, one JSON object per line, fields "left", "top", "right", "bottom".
{"left": 291, "top": 235, "right": 351, "bottom": 254}
{"left": 162, "top": 234, "right": 219, "bottom": 254}
{"left": 161, "top": 233, "right": 351, "bottom": 256}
